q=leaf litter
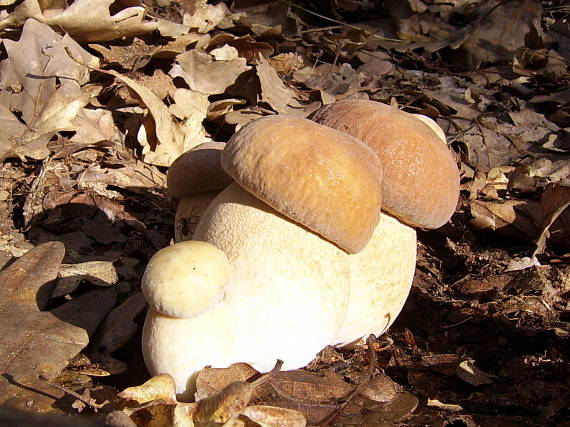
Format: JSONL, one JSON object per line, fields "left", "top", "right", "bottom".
{"left": 0, "top": 0, "right": 568, "bottom": 425}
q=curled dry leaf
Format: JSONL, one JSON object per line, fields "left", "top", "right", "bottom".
{"left": 195, "top": 363, "right": 259, "bottom": 401}
{"left": 447, "top": 0, "right": 543, "bottom": 69}
{"left": 359, "top": 372, "right": 400, "bottom": 403}
{"left": 87, "top": 293, "right": 147, "bottom": 375}
{"left": 209, "top": 33, "right": 274, "bottom": 64}
{"left": 535, "top": 184, "right": 570, "bottom": 256}
{"left": 182, "top": 0, "right": 234, "bottom": 34}
{"left": 0, "top": 0, "right": 159, "bottom": 42}
{"left": 170, "top": 48, "right": 250, "bottom": 96}
{"left": 241, "top": 405, "right": 306, "bottom": 427}
{"left": 193, "top": 381, "right": 254, "bottom": 425}
{"left": 70, "top": 109, "right": 118, "bottom": 145}
{"left": 118, "top": 373, "right": 178, "bottom": 405}
{"left": 427, "top": 398, "right": 464, "bottom": 412}
{"left": 269, "top": 370, "right": 354, "bottom": 404}
{"left": 256, "top": 55, "right": 304, "bottom": 115}
{"left": 469, "top": 199, "right": 541, "bottom": 241}
{"left": 168, "top": 88, "right": 211, "bottom": 150}
{"left": 305, "top": 63, "right": 364, "bottom": 104}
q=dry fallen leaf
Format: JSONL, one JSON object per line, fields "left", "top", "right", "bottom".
{"left": 469, "top": 199, "right": 542, "bottom": 241}
{"left": 182, "top": 0, "right": 234, "bottom": 34}
{"left": 53, "top": 260, "right": 118, "bottom": 297}
{"left": 118, "top": 373, "right": 178, "bottom": 405}
{"left": 0, "top": 242, "right": 116, "bottom": 412}
{"left": 0, "top": 20, "right": 96, "bottom": 161}
{"left": 447, "top": 0, "right": 543, "bottom": 69}
{"left": 170, "top": 48, "right": 250, "bottom": 96}
{"left": 256, "top": 55, "right": 304, "bottom": 115}
{"left": 535, "top": 184, "right": 570, "bottom": 256}
{"left": 241, "top": 405, "right": 306, "bottom": 426}
{"left": 91, "top": 67, "right": 185, "bottom": 167}
{"left": 87, "top": 292, "right": 147, "bottom": 375}
{"left": 456, "top": 360, "right": 496, "bottom": 386}
{"left": 195, "top": 363, "right": 259, "bottom": 401}
{"left": 0, "top": 0, "right": 159, "bottom": 42}
{"left": 70, "top": 109, "right": 118, "bottom": 145}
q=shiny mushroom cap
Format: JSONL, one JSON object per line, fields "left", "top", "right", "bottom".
{"left": 310, "top": 100, "right": 460, "bottom": 229}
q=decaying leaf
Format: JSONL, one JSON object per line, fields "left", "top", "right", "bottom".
{"left": 0, "top": 20, "right": 96, "bottom": 161}
{"left": 168, "top": 88, "right": 211, "bottom": 150}
{"left": 70, "top": 109, "right": 118, "bottom": 145}
{"left": 456, "top": 360, "right": 496, "bottom": 386}
{"left": 182, "top": 0, "right": 234, "bottom": 34}
{"left": 87, "top": 293, "right": 147, "bottom": 375}
{"left": 118, "top": 374, "right": 177, "bottom": 405}
{"left": 241, "top": 405, "right": 306, "bottom": 427}
{"left": 305, "top": 63, "right": 364, "bottom": 104}
{"left": 54, "top": 260, "right": 118, "bottom": 297}
{"left": 0, "top": 242, "right": 116, "bottom": 412}
{"left": 359, "top": 372, "right": 401, "bottom": 403}
{"left": 469, "top": 199, "right": 541, "bottom": 240}
{"left": 195, "top": 363, "right": 259, "bottom": 401}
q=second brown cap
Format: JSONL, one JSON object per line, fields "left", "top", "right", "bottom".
{"left": 310, "top": 100, "right": 460, "bottom": 229}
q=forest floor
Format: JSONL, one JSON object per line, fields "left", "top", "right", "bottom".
{"left": 0, "top": 1, "right": 568, "bottom": 426}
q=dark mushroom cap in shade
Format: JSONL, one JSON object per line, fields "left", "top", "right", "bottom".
{"left": 167, "top": 142, "right": 233, "bottom": 198}
{"left": 221, "top": 116, "right": 384, "bottom": 254}
{"left": 309, "top": 100, "right": 460, "bottom": 229}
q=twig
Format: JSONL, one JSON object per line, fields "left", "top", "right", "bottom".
{"left": 441, "top": 316, "right": 473, "bottom": 329}
{"left": 318, "top": 335, "right": 378, "bottom": 426}
{"left": 42, "top": 376, "right": 107, "bottom": 412}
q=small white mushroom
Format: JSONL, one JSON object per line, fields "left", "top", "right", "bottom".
{"left": 141, "top": 240, "right": 231, "bottom": 318}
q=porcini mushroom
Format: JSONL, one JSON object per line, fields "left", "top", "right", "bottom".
{"left": 194, "top": 183, "right": 351, "bottom": 371}
{"left": 167, "top": 142, "right": 233, "bottom": 242}
{"left": 144, "top": 116, "right": 383, "bottom": 397}
{"left": 220, "top": 115, "right": 384, "bottom": 253}
{"left": 144, "top": 105, "right": 460, "bottom": 397}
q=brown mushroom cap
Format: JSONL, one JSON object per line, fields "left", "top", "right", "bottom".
{"left": 167, "top": 142, "right": 233, "bottom": 198}
{"left": 221, "top": 116, "right": 384, "bottom": 254}
{"left": 309, "top": 100, "right": 460, "bottom": 229}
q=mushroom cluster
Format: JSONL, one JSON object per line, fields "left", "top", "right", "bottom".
{"left": 142, "top": 100, "right": 460, "bottom": 399}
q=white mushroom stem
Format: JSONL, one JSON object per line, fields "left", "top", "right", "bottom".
{"left": 143, "top": 305, "right": 233, "bottom": 401}
{"left": 194, "top": 183, "right": 351, "bottom": 372}
{"left": 335, "top": 213, "right": 417, "bottom": 346}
